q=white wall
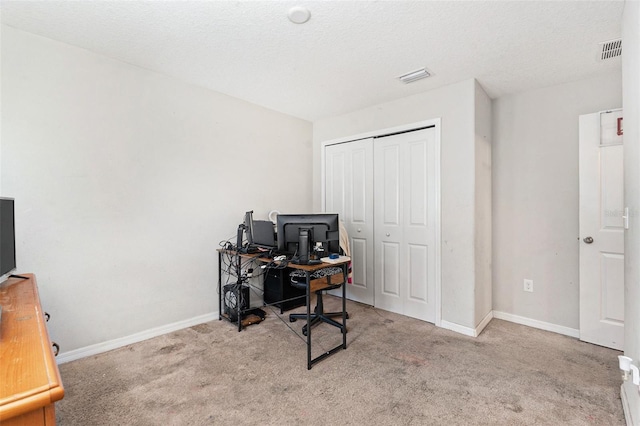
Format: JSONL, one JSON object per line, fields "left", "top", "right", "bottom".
{"left": 0, "top": 26, "right": 312, "bottom": 353}
{"left": 314, "top": 79, "right": 488, "bottom": 331}
{"left": 492, "top": 71, "right": 622, "bottom": 330}
{"left": 0, "top": 20, "right": 3, "bottom": 191}
{"left": 622, "top": 0, "right": 640, "bottom": 423}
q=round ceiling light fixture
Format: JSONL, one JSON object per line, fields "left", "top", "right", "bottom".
{"left": 288, "top": 6, "right": 311, "bottom": 24}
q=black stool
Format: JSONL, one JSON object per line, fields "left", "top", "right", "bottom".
{"left": 289, "top": 267, "right": 349, "bottom": 336}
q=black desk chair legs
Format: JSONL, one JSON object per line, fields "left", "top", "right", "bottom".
{"left": 289, "top": 291, "right": 349, "bottom": 336}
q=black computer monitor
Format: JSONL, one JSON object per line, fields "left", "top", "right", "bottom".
{"left": 251, "top": 220, "right": 276, "bottom": 249}
{"left": 276, "top": 213, "right": 340, "bottom": 264}
{"left": 244, "top": 210, "right": 253, "bottom": 245}
{"left": 0, "top": 198, "right": 16, "bottom": 279}
{"left": 237, "top": 210, "right": 254, "bottom": 251}
{"left": 238, "top": 211, "right": 276, "bottom": 251}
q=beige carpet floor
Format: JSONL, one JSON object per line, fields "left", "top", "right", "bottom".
{"left": 56, "top": 296, "right": 625, "bottom": 425}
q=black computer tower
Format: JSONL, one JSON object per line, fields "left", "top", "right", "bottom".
{"left": 263, "top": 267, "right": 306, "bottom": 313}
{"left": 223, "top": 283, "right": 250, "bottom": 321}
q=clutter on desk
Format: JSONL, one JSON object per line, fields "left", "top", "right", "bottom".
{"left": 320, "top": 255, "right": 351, "bottom": 264}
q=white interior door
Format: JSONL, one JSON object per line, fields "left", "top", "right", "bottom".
{"left": 325, "top": 139, "right": 375, "bottom": 305}
{"left": 579, "top": 110, "right": 624, "bottom": 350}
{"left": 373, "top": 128, "right": 437, "bottom": 322}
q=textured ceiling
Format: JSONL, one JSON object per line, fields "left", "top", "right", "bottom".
{"left": 0, "top": 1, "right": 624, "bottom": 121}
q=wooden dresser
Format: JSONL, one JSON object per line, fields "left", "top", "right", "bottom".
{"left": 0, "top": 274, "right": 64, "bottom": 425}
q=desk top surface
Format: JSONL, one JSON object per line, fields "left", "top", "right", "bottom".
{"left": 217, "top": 249, "right": 350, "bottom": 271}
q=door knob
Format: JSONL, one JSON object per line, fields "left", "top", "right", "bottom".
{"left": 583, "top": 236, "right": 594, "bottom": 244}
{"left": 357, "top": 228, "right": 361, "bottom": 233}
{"left": 386, "top": 233, "right": 391, "bottom": 237}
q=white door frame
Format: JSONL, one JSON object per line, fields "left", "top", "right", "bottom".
{"left": 320, "top": 119, "right": 442, "bottom": 327}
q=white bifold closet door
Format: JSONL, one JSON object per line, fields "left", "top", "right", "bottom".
{"left": 325, "top": 138, "right": 375, "bottom": 305}
{"left": 324, "top": 127, "right": 437, "bottom": 322}
{"left": 373, "top": 128, "right": 437, "bottom": 322}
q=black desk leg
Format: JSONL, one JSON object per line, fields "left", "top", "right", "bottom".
{"left": 306, "top": 270, "right": 312, "bottom": 370}
{"left": 218, "top": 251, "right": 222, "bottom": 321}
{"left": 236, "top": 253, "right": 242, "bottom": 332}
{"left": 237, "top": 280, "right": 242, "bottom": 332}
{"left": 342, "top": 263, "right": 347, "bottom": 349}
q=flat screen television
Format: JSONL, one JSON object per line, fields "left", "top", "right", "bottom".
{"left": 0, "top": 198, "right": 16, "bottom": 279}
{"left": 276, "top": 213, "right": 340, "bottom": 264}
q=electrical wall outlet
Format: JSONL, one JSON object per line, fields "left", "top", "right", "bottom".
{"left": 524, "top": 279, "right": 534, "bottom": 292}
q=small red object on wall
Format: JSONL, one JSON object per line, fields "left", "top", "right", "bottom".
{"left": 617, "top": 117, "right": 623, "bottom": 136}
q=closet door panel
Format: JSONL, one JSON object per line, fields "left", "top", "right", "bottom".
{"left": 382, "top": 145, "right": 401, "bottom": 225}
{"left": 374, "top": 137, "right": 404, "bottom": 313}
{"left": 408, "top": 244, "right": 428, "bottom": 301}
{"left": 351, "top": 148, "right": 367, "bottom": 223}
{"left": 404, "top": 131, "right": 436, "bottom": 321}
{"left": 325, "top": 149, "right": 347, "bottom": 217}
{"left": 375, "top": 128, "right": 436, "bottom": 322}
{"left": 324, "top": 139, "right": 374, "bottom": 305}
{"left": 379, "top": 241, "right": 401, "bottom": 315}
{"left": 409, "top": 140, "right": 428, "bottom": 226}
{"left": 350, "top": 238, "right": 368, "bottom": 291}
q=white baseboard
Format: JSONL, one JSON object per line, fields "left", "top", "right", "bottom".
{"left": 620, "top": 382, "right": 639, "bottom": 426}
{"left": 439, "top": 320, "right": 477, "bottom": 337}
{"left": 440, "top": 310, "right": 494, "bottom": 338}
{"left": 475, "top": 310, "right": 493, "bottom": 336}
{"left": 492, "top": 311, "right": 580, "bottom": 338}
{"left": 620, "top": 384, "right": 632, "bottom": 426}
{"left": 56, "top": 312, "right": 219, "bottom": 364}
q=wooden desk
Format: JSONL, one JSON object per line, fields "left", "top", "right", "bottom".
{"left": 0, "top": 274, "right": 64, "bottom": 425}
{"left": 217, "top": 250, "right": 349, "bottom": 369}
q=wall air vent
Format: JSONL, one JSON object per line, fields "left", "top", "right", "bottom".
{"left": 598, "top": 39, "right": 622, "bottom": 61}
{"left": 398, "top": 67, "right": 431, "bottom": 84}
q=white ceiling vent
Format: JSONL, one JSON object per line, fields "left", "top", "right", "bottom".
{"left": 598, "top": 39, "right": 622, "bottom": 61}
{"left": 398, "top": 68, "right": 431, "bottom": 84}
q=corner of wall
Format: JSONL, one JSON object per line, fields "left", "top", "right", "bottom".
{"left": 473, "top": 80, "right": 493, "bottom": 326}
{"left": 622, "top": 0, "right": 640, "bottom": 423}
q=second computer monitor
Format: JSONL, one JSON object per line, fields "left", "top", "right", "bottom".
{"left": 251, "top": 220, "right": 276, "bottom": 249}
